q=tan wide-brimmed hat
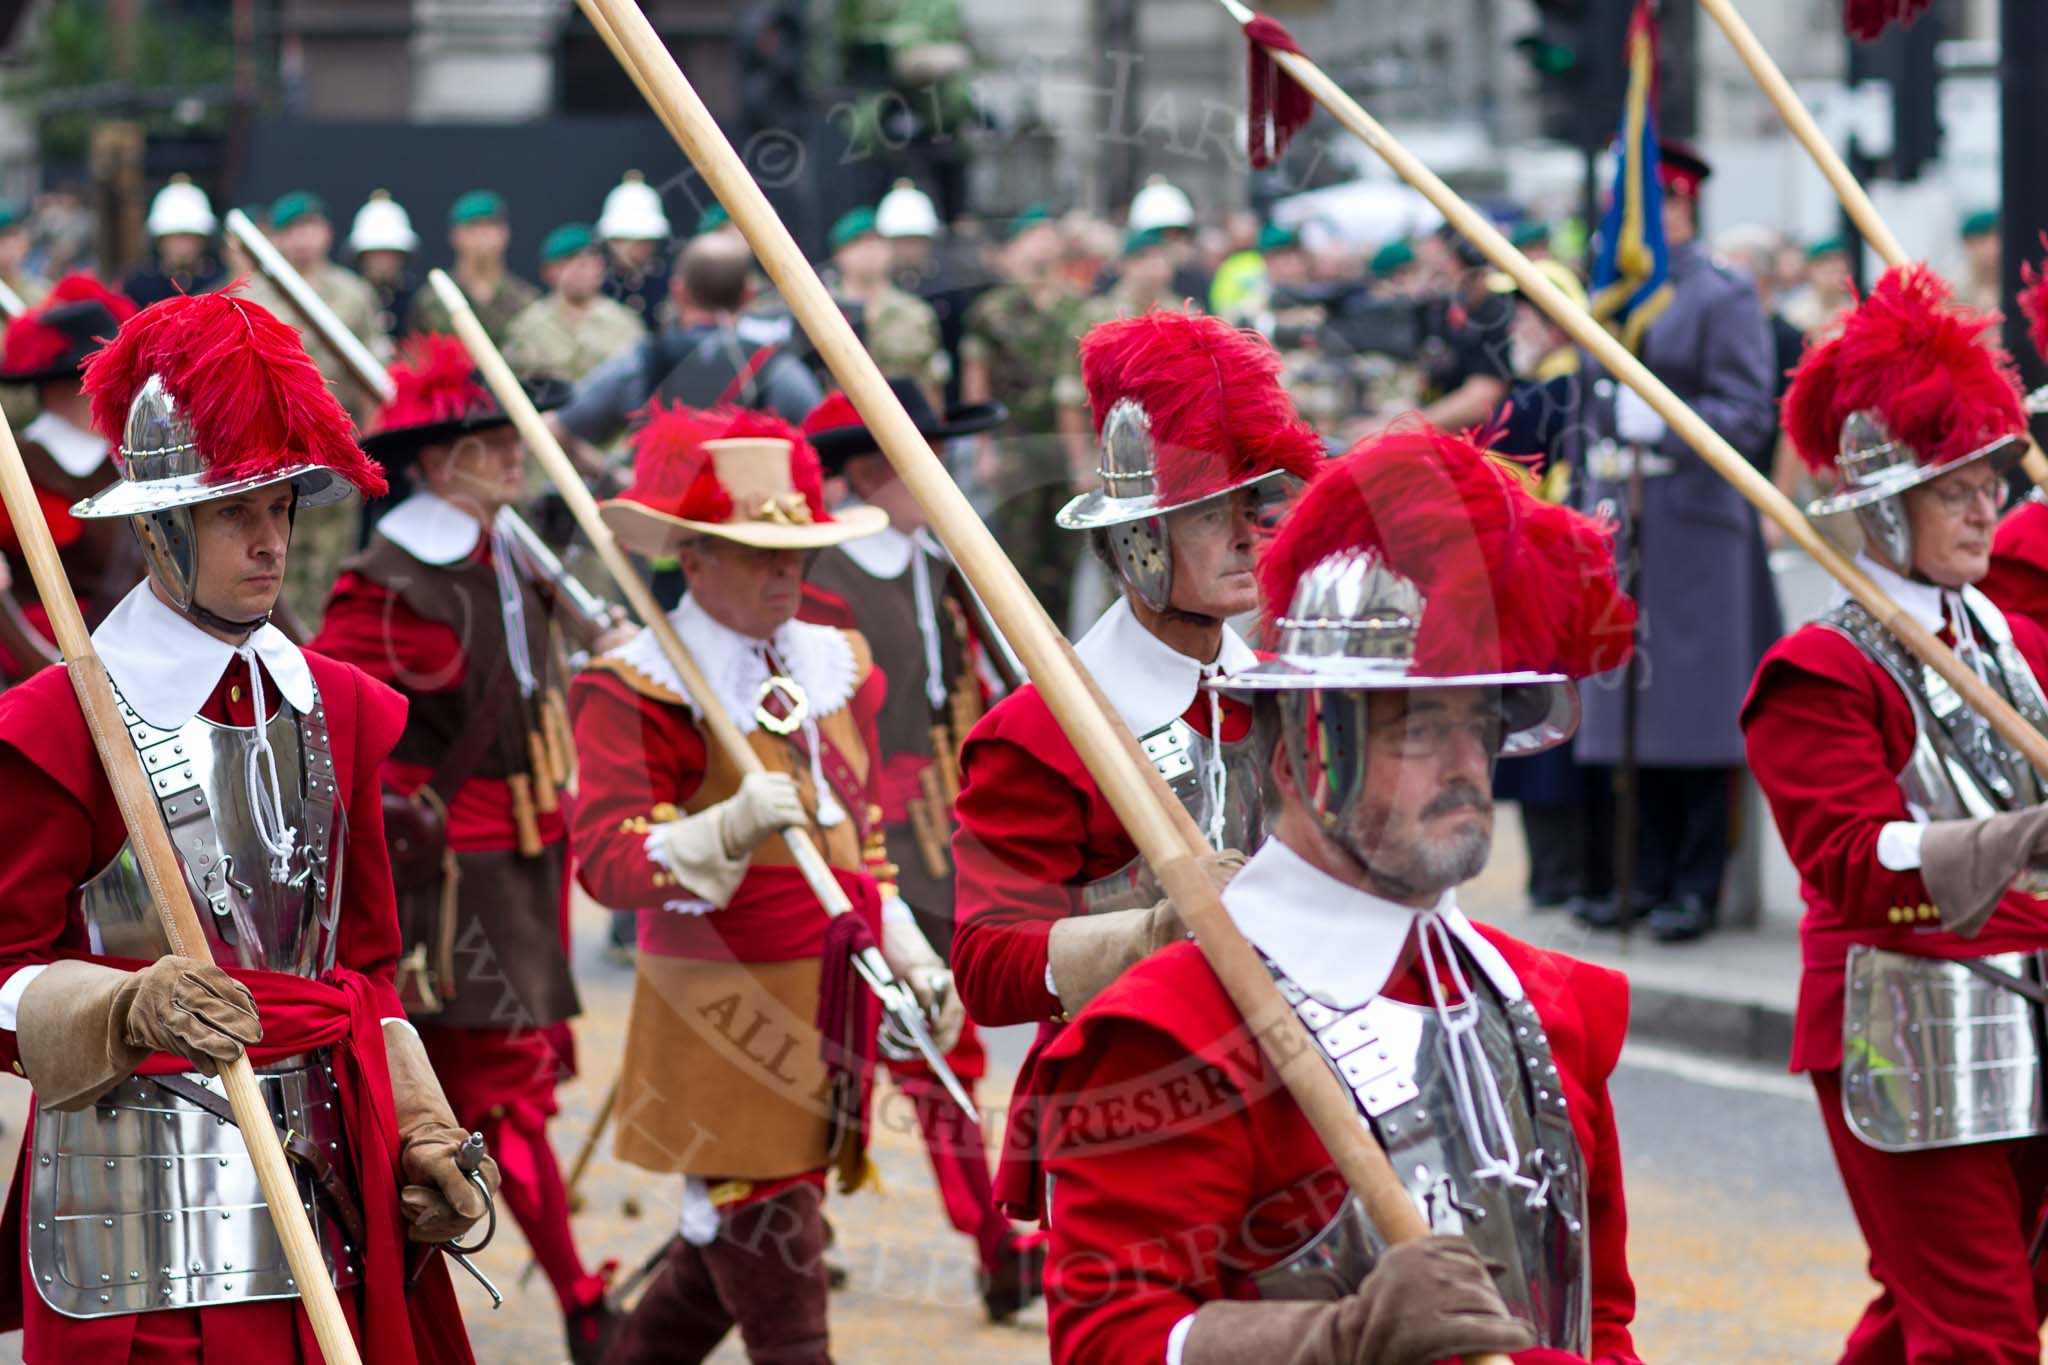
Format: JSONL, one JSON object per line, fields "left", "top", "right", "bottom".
{"left": 601, "top": 411, "right": 887, "bottom": 555}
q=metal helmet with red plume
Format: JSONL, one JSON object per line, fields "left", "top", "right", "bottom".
{"left": 1214, "top": 422, "right": 1635, "bottom": 835}
{"left": 1783, "top": 264, "right": 2026, "bottom": 565}
{"left": 1056, "top": 308, "right": 1323, "bottom": 611}
{"left": 69, "top": 285, "right": 385, "bottom": 621}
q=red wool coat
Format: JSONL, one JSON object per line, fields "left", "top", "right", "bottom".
{"left": 0, "top": 652, "right": 470, "bottom": 1364}
{"left": 1741, "top": 612, "right": 2048, "bottom": 1072}
{"left": 950, "top": 681, "right": 1253, "bottom": 1027}
{"left": 1014, "top": 925, "right": 1640, "bottom": 1365}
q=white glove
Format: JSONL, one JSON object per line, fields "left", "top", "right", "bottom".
{"left": 1614, "top": 385, "right": 1667, "bottom": 446}
{"left": 645, "top": 771, "right": 810, "bottom": 910}
{"left": 881, "top": 913, "right": 965, "bottom": 1053}
{"left": 719, "top": 771, "right": 809, "bottom": 858}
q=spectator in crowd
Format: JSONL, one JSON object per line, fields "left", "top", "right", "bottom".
{"left": 0, "top": 202, "right": 48, "bottom": 311}
{"left": 122, "top": 176, "right": 224, "bottom": 308}
{"left": 504, "top": 222, "right": 648, "bottom": 384}
{"left": 597, "top": 169, "right": 675, "bottom": 331}
{"left": 348, "top": 189, "right": 421, "bottom": 347}
{"left": 825, "top": 205, "right": 948, "bottom": 401}
{"left": 1784, "top": 234, "right": 1853, "bottom": 336}
{"left": 1958, "top": 205, "right": 2001, "bottom": 314}
{"left": 407, "top": 189, "right": 538, "bottom": 344}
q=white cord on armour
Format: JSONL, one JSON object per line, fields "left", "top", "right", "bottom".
{"left": 1201, "top": 673, "right": 1228, "bottom": 847}
{"left": 800, "top": 712, "right": 845, "bottom": 827}
{"left": 911, "top": 533, "right": 947, "bottom": 711}
{"left": 238, "top": 645, "right": 298, "bottom": 883}
{"left": 1417, "top": 913, "right": 1543, "bottom": 1202}
{"left": 490, "top": 523, "right": 538, "bottom": 698}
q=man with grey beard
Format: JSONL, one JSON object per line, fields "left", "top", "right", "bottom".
{"left": 1008, "top": 424, "right": 1645, "bottom": 1365}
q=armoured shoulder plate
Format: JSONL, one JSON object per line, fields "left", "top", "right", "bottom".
{"left": 77, "top": 679, "right": 344, "bottom": 975}
{"left": 1817, "top": 592, "right": 2048, "bottom": 820}
{"left": 1081, "top": 714, "right": 1266, "bottom": 914}
{"left": 1251, "top": 942, "right": 1591, "bottom": 1353}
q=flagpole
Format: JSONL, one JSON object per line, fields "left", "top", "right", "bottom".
{"left": 1219, "top": 0, "right": 2048, "bottom": 781}
{"left": 1695, "top": 0, "right": 2048, "bottom": 497}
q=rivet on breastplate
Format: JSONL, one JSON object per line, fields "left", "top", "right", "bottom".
{"left": 34, "top": 1221, "right": 44, "bottom": 1231}
{"left": 101, "top": 1218, "right": 113, "bottom": 1228}
{"left": 37, "top": 1155, "right": 47, "bottom": 1166}
{"left": 1516, "top": 1025, "right": 1528, "bottom": 1038}
{"left": 162, "top": 1159, "right": 171, "bottom": 1169}
{"left": 1385, "top": 1119, "right": 1399, "bottom": 1136}
{"left": 189, "top": 1261, "right": 202, "bottom": 1273}
{"left": 39, "top": 1275, "right": 49, "bottom": 1285}
{"left": 97, "top": 1294, "right": 109, "bottom": 1305}
{"left": 220, "top": 1210, "right": 231, "bottom": 1220}
{"left": 162, "top": 1213, "right": 173, "bottom": 1223}
{"left": 129, "top": 1271, "right": 139, "bottom": 1280}
{"left": 99, "top": 1273, "right": 110, "bottom": 1283}
{"left": 104, "top": 1159, "right": 114, "bottom": 1169}
{"left": 218, "top": 1156, "right": 228, "bottom": 1166}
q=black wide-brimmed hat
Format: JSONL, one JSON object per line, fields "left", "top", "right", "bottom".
{"left": 801, "top": 375, "right": 1005, "bottom": 475}
{"left": 360, "top": 333, "right": 570, "bottom": 466}
{"left": 0, "top": 275, "right": 137, "bottom": 385}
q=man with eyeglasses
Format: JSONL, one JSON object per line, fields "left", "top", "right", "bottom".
{"left": 1743, "top": 266, "right": 2048, "bottom": 1361}
{"left": 1013, "top": 424, "right": 1643, "bottom": 1364}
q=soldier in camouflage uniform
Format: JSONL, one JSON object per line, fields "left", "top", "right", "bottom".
{"left": 405, "top": 189, "right": 540, "bottom": 345}
{"left": 1075, "top": 225, "right": 1175, "bottom": 332}
{"left": 504, "top": 223, "right": 648, "bottom": 383}
{"left": 826, "top": 206, "right": 949, "bottom": 400}
{"left": 238, "top": 191, "right": 389, "bottom": 631}
{"left": 959, "top": 207, "right": 1089, "bottom": 621}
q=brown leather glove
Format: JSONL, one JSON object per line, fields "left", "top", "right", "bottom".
{"left": 1180, "top": 1235, "right": 1535, "bottom": 1365}
{"left": 1918, "top": 804, "right": 2048, "bottom": 938}
{"left": 16, "top": 957, "right": 263, "bottom": 1112}
{"left": 1044, "top": 848, "right": 1245, "bottom": 1014}
{"left": 384, "top": 1020, "right": 501, "bottom": 1243}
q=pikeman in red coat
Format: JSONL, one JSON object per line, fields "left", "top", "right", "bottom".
{"left": 951, "top": 309, "right": 1322, "bottom": 1035}
{"left": 0, "top": 288, "right": 492, "bottom": 1362}
{"left": 798, "top": 380, "right": 1047, "bottom": 1320}
{"left": 308, "top": 334, "right": 636, "bottom": 1363}
{"left": 1016, "top": 425, "right": 1642, "bottom": 1364}
{"left": 0, "top": 274, "right": 142, "bottom": 674}
{"left": 568, "top": 404, "right": 959, "bottom": 1365}
{"left": 1744, "top": 265, "right": 2048, "bottom": 1361}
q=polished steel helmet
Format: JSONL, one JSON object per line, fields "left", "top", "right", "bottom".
{"left": 1807, "top": 407, "right": 2023, "bottom": 565}
{"left": 1055, "top": 398, "right": 1294, "bottom": 612}
{"left": 70, "top": 373, "right": 357, "bottom": 613}
{"left": 1212, "top": 550, "right": 1577, "bottom": 834}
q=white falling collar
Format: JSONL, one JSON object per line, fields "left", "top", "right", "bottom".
{"left": 374, "top": 489, "right": 486, "bottom": 567}
{"left": 604, "top": 593, "right": 858, "bottom": 734}
{"left": 94, "top": 581, "right": 315, "bottom": 730}
{"left": 23, "top": 410, "right": 109, "bottom": 480}
{"left": 833, "top": 519, "right": 941, "bottom": 581}
{"left": 1221, "top": 837, "right": 1521, "bottom": 1008}
{"left": 1073, "top": 595, "right": 1257, "bottom": 736}
{"left": 1835, "top": 552, "right": 1946, "bottom": 634}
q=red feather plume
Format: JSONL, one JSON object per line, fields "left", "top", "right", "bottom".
{"left": 1, "top": 272, "right": 139, "bottom": 375}
{"left": 372, "top": 333, "right": 493, "bottom": 433}
{"left": 1844, "top": 0, "right": 1930, "bottom": 41}
{"left": 79, "top": 283, "right": 384, "bottom": 498}
{"left": 800, "top": 389, "right": 862, "bottom": 441}
{"left": 1260, "top": 421, "right": 1636, "bottom": 680}
{"left": 1080, "top": 308, "right": 1323, "bottom": 507}
{"left": 1781, "top": 264, "right": 2025, "bottom": 476}
{"left": 623, "top": 401, "right": 833, "bottom": 526}
{"left": 2018, "top": 233, "right": 2048, "bottom": 368}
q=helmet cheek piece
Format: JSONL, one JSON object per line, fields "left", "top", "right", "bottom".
{"left": 1279, "top": 688, "right": 1373, "bottom": 837}
{"left": 1853, "top": 495, "right": 1912, "bottom": 568}
{"left": 128, "top": 506, "right": 199, "bottom": 612}
{"left": 1107, "top": 514, "right": 1174, "bottom": 613}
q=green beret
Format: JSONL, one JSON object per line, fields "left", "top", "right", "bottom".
{"left": 1257, "top": 222, "right": 1301, "bottom": 252}
{"left": 1509, "top": 220, "right": 1550, "bottom": 250}
{"left": 828, "top": 206, "right": 879, "bottom": 250}
{"left": 540, "top": 222, "right": 597, "bottom": 263}
{"left": 449, "top": 189, "right": 506, "bottom": 227}
{"left": 270, "top": 191, "right": 328, "bottom": 230}
{"left": 0, "top": 202, "right": 25, "bottom": 232}
{"left": 1371, "top": 240, "right": 1416, "bottom": 276}
{"left": 696, "top": 203, "right": 731, "bottom": 235}
{"left": 1961, "top": 207, "right": 1999, "bottom": 240}
{"left": 1124, "top": 225, "right": 1167, "bottom": 255}
{"left": 1010, "top": 203, "right": 1053, "bottom": 236}
{"left": 1805, "top": 234, "right": 1848, "bottom": 260}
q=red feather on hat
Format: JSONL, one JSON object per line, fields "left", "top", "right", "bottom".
{"left": 0, "top": 272, "right": 138, "bottom": 376}
{"left": 2017, "top": 234, "right": 2048, "bottom": 369}
{"left": 1080, "top": 309, "right": 1322, "bottom": 507}
{"left": 623, "top": 401, "right": 832, "bottom": 527}
{"left": 1259, "top": 421, "right": 1635, "bottom": 680}
{"left": 1844, "top": 0, "right": 1930, "bottom": 41}
{"left": 80, "top": 283, "right": 385, "bottom": 498}
{"left": 372, "top": 333, "right": 493, "bottom": 433}
{"left": 800, "top": 390, "right": 862, "bottom": 441}
{"left": 1781, "top": 264, "right": 2025, "bottom": 476}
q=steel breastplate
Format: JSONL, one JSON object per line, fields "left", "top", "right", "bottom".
{"left": 1818, "top": 592, "right": 2048, "bottom": 821}
{"left": 75, "top": 679, "right": 343, "bottom": 977}
{"left": 1250, "top": 945, "right": 1591, "bottom": 1353}
{"left": 28, "top": 1055, "right": 359, "bottom": 1316}
{"left": 1081, "top": 715, "right": 1266, "bottom": 914}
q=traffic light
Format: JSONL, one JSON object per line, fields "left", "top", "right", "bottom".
{"left": 1516, "top": 0, "right": 1634, "bottom": 150}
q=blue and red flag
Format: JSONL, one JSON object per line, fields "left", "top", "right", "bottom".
{"left": 1589, "top": 1, "right": 1672, "bottom": 354}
